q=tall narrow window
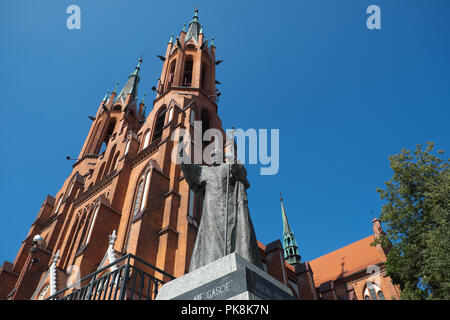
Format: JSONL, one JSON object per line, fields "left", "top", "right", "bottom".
{"left": 167, "top": 60, "right": 176, "bottom": 89}
{"left": 133, "top": 180, "right": 144, "bottom": 218}
{"left": 84, "top": 206, "right": 100, "bottom": 245}
{"left": 183, "top": 57, "right": 193, "bottom": 87}
{"left": 66, "top": 182, "right": 75, "bottom": 198}
{"left": 153, "top": 107, "right": 167, "bottom": 142}
{"left": 99, "top": 142, "right": 107, "bottom": 155}
{"left": 143, "top": 131, "right": 151, "bottom": 149}
{"left": 111, "top": 151, "right": 120, "bottom": 173}
{"left": 140, "top": 171, "right": 151, "bottom": 211}
{"left": 96, "top": 162, "right": 106, "bottom": 183}
{"left": 105, "top": 120, "right": 116, "bottom": 141}
{"left": 201, "top": 63, "right": 208, "bottom": 90}
{"left": 167, "top": 107, "right": 174, "bottom": 123}
{"left": 54, "top": 196, "right": 63, "bottom": 214}
{"left": 201, "top": 109, "right": 210, "bottom": 136}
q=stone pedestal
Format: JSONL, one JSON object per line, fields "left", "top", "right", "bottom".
{"left": 156, "top": 253, "right": 294, "bottom": 300}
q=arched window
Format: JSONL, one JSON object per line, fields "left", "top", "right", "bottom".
{"left": 105, "top": 120, "right": 116, "bottom": 141}
{"left": 111, "top": 151, "right": 120, "bottom": 173}
{"left": 67, "top": 181, "right": 75, "bottom": 197}
{"left": 167, "top": 59, "right": 176, "bottom": 90}
{"left": 201, "top": 109, "right": 210, "bottom": 136}
{"left": 96, "top": 162, "right": 106, "bottom": 183}
{"left": 99, "top": 141, "right": 107, "bottom": 155}
{"left": 167, "top": 107, "right": 174, "bottom": 123}
{"left": 132, "top": 180, "right": 144, "bottom": 218}
{"left": 134, "top": 170, "right": 152, "bottom": 218}
{"left": 143, "top": 130, "right": 151, "bottom": 149}
{"left": 183, "top": 57, "right": 193, "bottom": 87}
{"left": 153, "top": 107, "right": 167, "bottom": 142}
{"left": 104, "top": 145, "right": 117, "bottom": 175}
{"left": 364, "top": 282, "right": 383, "bottom": 300}
{"left": 97, "top": 119, "right": 116, "bottom": 155}
{"left": 84, "top": 205, "right": 100, "bottom": 246}
{"left": 54, "top": 196, "right": 63, "bottom": 214}
{"left": 140, "top": 171, "right": 151, "bottom": 211}
{"left": 63, "top": 214, "right": 80, "bottom": 267}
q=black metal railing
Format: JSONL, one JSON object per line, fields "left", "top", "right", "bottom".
{"left": 46, "top": 254, "right": 175, "bottom": 300}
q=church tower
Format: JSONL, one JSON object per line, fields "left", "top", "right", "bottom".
{"left": 0, "top": 9, "right": 224, "bottom": 300}
{"left": 280, "top": 193, "right": 301, "bottom": 266}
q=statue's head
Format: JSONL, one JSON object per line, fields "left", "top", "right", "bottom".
{"left": 210, "top": 148, "right": 224, "bottom": 165}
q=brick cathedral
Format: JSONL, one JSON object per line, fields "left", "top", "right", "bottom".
{"left": 0, "top": 10, "right": 400, "bottom": 301}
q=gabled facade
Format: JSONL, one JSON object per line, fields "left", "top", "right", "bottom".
{"left": 0, "top": 10, "right": 400, "bottom": 301}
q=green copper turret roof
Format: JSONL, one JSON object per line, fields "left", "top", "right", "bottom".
{"left": 185, "top": 8, "right": 201, "bottom": 44}
{"left": 112, "top": 82, "right": 119, "bottom": 94}
{"left": 281, "top": 193, "right": 292, "bottom": 234}
{"left": 115, "top": 58, "right": 142, "bottom": 104}
{"left": 280, "top": 193, "right": 302, "bottom": 265}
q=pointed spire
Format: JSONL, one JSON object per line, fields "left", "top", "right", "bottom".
{"left": 210, "top": 37, "right": 215, "bottom": 47}
{"left": 199, "top": 24, "right": 203, "bottom": 34}
{"left": 280, "top": 193, "right": 292, "bottom": 234}
{"left": 115, "top": 57, "right": 142, "bottom": 103}
{"left": 130, "top": 57, "right": 143, "bottom": 77}
{"left": 185, "top": 8, "right": 201, "bottom": 43}
{"left": 280, "top": 193, "right": 301, "bottom": 265}
{"left": 182, "top": 24, "right": 186, "bottom": 32}
{"left": 168, "top": 33, "right": 174, "bottom": 44}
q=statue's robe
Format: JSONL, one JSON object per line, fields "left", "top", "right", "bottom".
{"left": 181, "top": 162, "right": 263, "bottom": 272}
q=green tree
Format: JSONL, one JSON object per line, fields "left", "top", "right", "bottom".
{"left": 376, "top": 142, "right": 450, "bottom": 300}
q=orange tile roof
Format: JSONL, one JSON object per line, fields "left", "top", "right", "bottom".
{"left": 309, "top": 235, "right": 386, "bottom": 286}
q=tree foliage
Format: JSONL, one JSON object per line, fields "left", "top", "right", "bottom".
{"left": 376, "top": 142, "right": 449, "bottom": 300}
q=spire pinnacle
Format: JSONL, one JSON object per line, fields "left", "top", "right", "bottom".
{"left": 182, "top": 24, "right": 186, "bottom": 32}
{"left": 279, "top": 193, "right": 301, "bottom": 265}
{"left": 115, "top": 58, "right": 142, "bottom": 103}
{"left": 102, "top": 91, "right": 110, "bottom": 102}
{"left": 210, "top": 37, "right": 215, "bottom": 47}
{"left": 131, "top": 57, "right": 143, "bottom": 76}
{"left": 280, "top": 193, "right": 291, "bottom": 234}
{"left": 193, "top": 7, "right": 199, "bottom": 22}
{"left": 169, "top": 33, "right": 174, "bottom": 44}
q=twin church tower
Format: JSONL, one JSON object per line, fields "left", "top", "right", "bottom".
{"left": 0, "top": 9, "right": 304, "bottom": 300}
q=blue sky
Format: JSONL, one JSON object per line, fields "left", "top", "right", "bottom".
{"left": 1, "top": 0, "right": 449, "bottom": 264}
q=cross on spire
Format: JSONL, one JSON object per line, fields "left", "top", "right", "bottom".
{"left": 109, "top": 230, "right": 117, "bottom": 246}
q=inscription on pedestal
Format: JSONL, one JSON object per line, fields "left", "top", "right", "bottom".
{"left": 172, "top": 267, "right": 294, "bottom": 300}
